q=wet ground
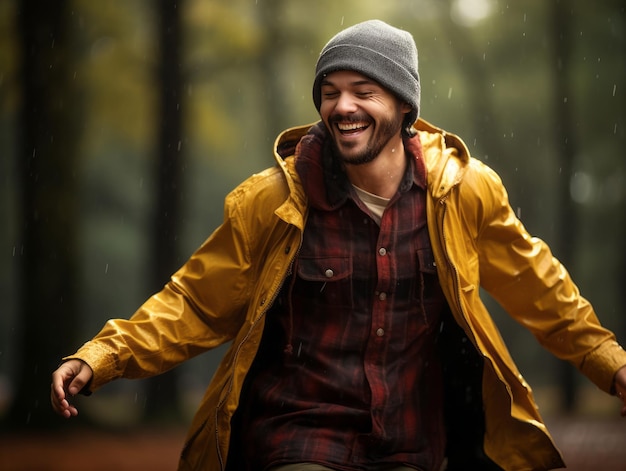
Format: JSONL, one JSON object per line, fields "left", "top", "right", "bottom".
{"left": 1, "top": 416, "right": 625, "bottom": 471}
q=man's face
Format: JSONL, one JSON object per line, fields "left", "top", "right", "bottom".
{"left": 319, "top": 70, "right": 411, "bottom": 165}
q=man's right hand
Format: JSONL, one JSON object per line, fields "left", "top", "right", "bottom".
{"left": 50, "top": 359, "right": 93, "bottom": 418}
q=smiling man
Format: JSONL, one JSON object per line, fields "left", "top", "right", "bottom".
{"left": 52, "top": 20, "right": 626, "bottom": 471}
{"left": 318, "top": 71, "right": 411, "bottom": 202}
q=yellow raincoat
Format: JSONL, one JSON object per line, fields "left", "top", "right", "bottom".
{"left": 69, "top": 119, "right": 626, "bottom": 470}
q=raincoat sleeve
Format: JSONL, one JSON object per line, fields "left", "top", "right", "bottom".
{"left": 470, "top": 160, "right": 626, "bottom": 393}
{"left": 65, "top": 188, "right": 255, "bottom": 391}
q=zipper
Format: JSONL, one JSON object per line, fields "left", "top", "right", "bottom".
{"left": 213, "top": 233, "right": 302, "bottom": 470}
{"left": 437, "top": 196, "right": 480, "bottom": 348}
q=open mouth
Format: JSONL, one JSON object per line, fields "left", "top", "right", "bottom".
{"left": 336, "top": 121, "right": 370, "bottom": 135}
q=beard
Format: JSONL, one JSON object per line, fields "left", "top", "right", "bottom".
{"left": 328, "top": 112, "right": 404, "bottom": 166}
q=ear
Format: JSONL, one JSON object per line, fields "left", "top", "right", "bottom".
{"left": 401, "top": 102, "right": 412, "bottom": 113}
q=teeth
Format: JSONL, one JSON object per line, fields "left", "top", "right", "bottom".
{"left": 337, "top": 122, "right": 367, "bottom": 131}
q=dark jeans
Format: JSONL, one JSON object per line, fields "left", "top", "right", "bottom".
{"left": 438, "top": 308, "right": 503, "bottom": 471}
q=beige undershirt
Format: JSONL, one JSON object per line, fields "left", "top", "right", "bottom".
{"left": 353, "top": 185, "right": 390, "bottom": 225}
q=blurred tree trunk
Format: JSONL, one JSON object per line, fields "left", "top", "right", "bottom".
{"left": 617, "top": 4, "right": 626, "bottom": 345}
{"left": 257, "top": 0, "right": 289, "bottom": 141}
{"left": 144, "top": 0, "right": 183, "bottom": 422}
{"left": 615, "top": 4, "right": 626, "bottom": 352}
{"left": 439, "top": 0, "right": 505, "bottom": 152}
{"left": 550, "top": 0, "right": 579, "bottom": 413}
{"left": 10, "top": 0, "right": 80, "bottom": 429}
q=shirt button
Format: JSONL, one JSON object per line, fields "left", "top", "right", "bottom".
{"left": 378, "top": 247, "right": 387, "bottom": 256}
{"left": 378, "top": 292, "right": 387, "bottom": 301}
{"left": 376, "top": 328, "right": 385, "bottom": 337}
{"left": 324, "top": 269, "right": 334, "bottom": 278}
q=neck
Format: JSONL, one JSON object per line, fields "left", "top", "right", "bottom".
{"left": 344, "top": 137, "right": 406, "bottom": 199}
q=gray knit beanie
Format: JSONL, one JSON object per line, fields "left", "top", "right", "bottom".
{"left": 313, "top": 20, "right": 420, "bottom": 135}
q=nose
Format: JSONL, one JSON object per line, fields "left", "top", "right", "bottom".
{"left": 334, "top": 92, "right": 358, "bottom": 114}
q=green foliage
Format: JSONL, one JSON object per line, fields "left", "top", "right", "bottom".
{"left": 72, "top": 0, "right": 158, "bottom": 149}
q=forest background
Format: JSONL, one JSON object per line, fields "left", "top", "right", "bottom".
{"left": 0, "top": 0, "right": 625, "bottom": 436}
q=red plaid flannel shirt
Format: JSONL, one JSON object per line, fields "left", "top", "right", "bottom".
{"left": 240, "top": 125, "right": 447, "bottom": 471}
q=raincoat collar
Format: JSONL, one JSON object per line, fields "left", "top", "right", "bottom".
{"left": 273, "top": 118, "right": 470, "bottom": 206}
{"left": 290, "top": 122, "right": 428, "bottom": 211}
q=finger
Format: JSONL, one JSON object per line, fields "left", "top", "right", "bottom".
{"left": 51, "top": 388, "right": 80, "bottom": 418}
{"left": 68, "top": 378, "right": 84, "bottom": 396}
{"left": 50, "top": 361, "right": 84, "bottom": 417}
{"left": 59, "top": 402, "right": 77, "bottom": 418}
{"left": 50, "top": 391, "right": 70, "bottom": 417}
{"left": 50, "top": 372, "right": 68, "bottom": 409}
{"left": 67, "top": 364, "right": 93, "bottom": 396}
{"left": 50, "top": 380, "right": 70, "bottom": 416}
{"left": 64, "top": 402, "right": 79, "bottom": 418}
{"left": 51, "top": 378, "right": 67, "bottom": 403}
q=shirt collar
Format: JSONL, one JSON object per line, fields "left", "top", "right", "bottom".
{"left": 295, "top": 123, "right": 427, "bottom": 211}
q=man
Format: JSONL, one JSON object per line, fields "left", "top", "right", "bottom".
{"left": 52, "top": 20, "right": 626, "bottom": 471}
